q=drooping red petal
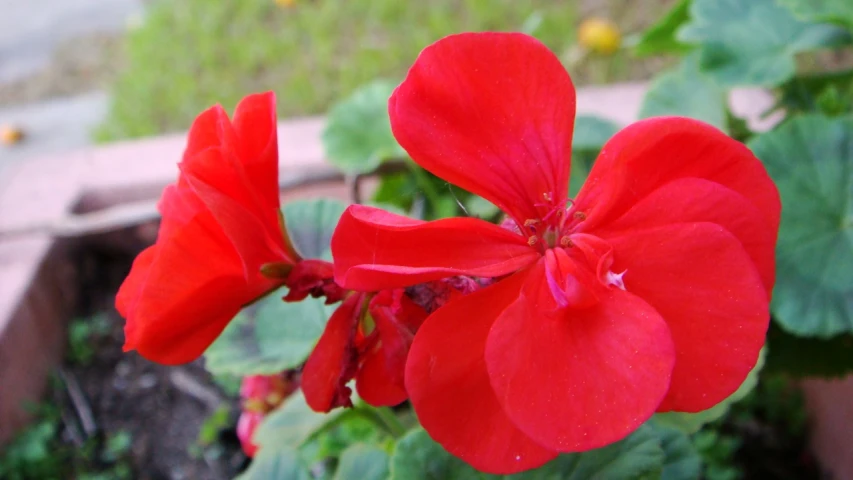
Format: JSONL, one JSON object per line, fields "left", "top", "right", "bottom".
{"left": 183, "top": 104, "right": 229, "bottom": 162}
{"left": 356, "top": 290, "right": 427, "bottom": 406}
{"left": 118, "top": 211, "right": 277, "bottom": 365}
{"left": 485, "top": 263, "right": 675, "bottom": 452}
{"left": 331, "top": 204, "right": 538, "bottom": 291}
{"left": 405, "top": 268, "right": 558, "bottom": 474}
{"left": 604, "top": 223, "right": 769, "bottom": 412}
{"left": 237, "top": 411, "right": 263, "bottom": 457}
{"left": 302, "top": 294, "right": 363, "bottom": 412}
{"left": 597, "top": 177, "right": 776, "bottom": 296}
{"left": 573, "top": 117, "right": 781, "bottom": 240}
{"left": 390, "top": 32, "right": 576, "bottom": 224}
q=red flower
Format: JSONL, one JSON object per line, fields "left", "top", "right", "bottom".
{"left": 331, "top": 33, "right": 780, "bottom": 474}
{"left": 237, "top": 372, "right": 300, "bottom": 457}
{"left": 301, "top": 289, "right": 428, "bottom": 412}
{"left": 116, "top": 93, "right": 300, "bottom": 364}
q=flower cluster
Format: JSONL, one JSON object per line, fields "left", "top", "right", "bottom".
{"left": 116, "top": 32, "right": 779, "bottom": 474}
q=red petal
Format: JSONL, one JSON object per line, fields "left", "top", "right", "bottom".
{"left": 405, "top": 268, "right": 558, "bottom": 474}
{"left": 605, "top": 223, "right": 769, "bottom": 412}
{"left": 302, "top": 294, "right": 363, "bottom": 412}
{"left": 118, "top": 211, "right": 276, "bottom": 364}
{"left": 597, "top": 178, "right": 776, "bottom": 296}
{"left": 182, "top": 149, "right": 292, "bottom": 271}
{"left": 574, "top": 117, "right": 781, "bottom": 239}
{"left": 183, "top": 105, "right": 229, "bottom": 161}
{"left": 237, "top": 411, "right": 262, "bottom": 457}
{"left": 331, "top": 205, "right": 538, "bottom": 291}
{"left": 231, "top": 92, "right": 280, "bottom": 212}
{"left": 390, "top": 32, "right": 575, "bottom": 224}
{"left": 356, "top": 291, "right": 426, "bottom": 406}
{"left": 485, "top": 262, "right": 675, "bottom": 452}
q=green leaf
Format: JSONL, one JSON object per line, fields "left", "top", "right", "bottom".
{"left": 389, "top": 428, "right": 491, "bottom": 480}
{"left": 777, "top": 0, "right": 853, "bottom": 29}
{"left": 765, "top": 323, "right": 853, "bottom": 377}
{"left": 333, "top": 444, "right": 391, "bottom": 480}
{"left": 464, "top": 195, "right": 501, "bottom": 219}
{"left": 283, "top": 198, "right": 347, "bottom": 260}
{"left": 322, "top": 80, "right": 405, "bottom": 174}
{"left": 747, "top": 114, "right": 853, "bottom": 337}
{"left": 254, "top": 391, "right": 350, "bottom": 450}
{"left": 678, "top": 0, "right": 850, "bottom": 86}
{"left": 236, "top": 446, "right": 311, "bottom": 480}
{"left": 778, "top": 69, "right": 853, "bottom": 117}
{"left": 634, "top": 0, "right": 693, "bottom": 56}
{"left": 651, "top": 423, "right": 702, "bottom": 480}
{"left": 204, "top": 291, "right": 335, "bottom": 376}
{"left": 572, "top": 115, "right": 620, "bottom": 152}
{"left": 389, "top": 426, "right": 665, "bottom": 479}
{"left": 639, "top": 52, "right": 727, "bottom": 130}
{"left": 654, "top": 349, "right": 765, "bottom": 434}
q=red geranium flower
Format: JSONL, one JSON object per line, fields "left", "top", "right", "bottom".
{"left": 331, "top": 33, "right": 780, "bottom": 474}
{"left": 116, "top": 93, "right": 300, "bottom": 364}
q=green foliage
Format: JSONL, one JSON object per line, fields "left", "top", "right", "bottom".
{"left": 654, "top": 349, "right": 765, "bottom": 434}
{"left": 67, "top": 314, "right": 112, "bottom": 365}
{"left": 765, "top": 323, "right": 853, "bottom": 377}
{"left": 0, "top": 404, "right": 134, "bottom": 480}
{"left": 678, "top": 0, "right": 850, "bottom": 87}
{"left": 237, "top": 447, "right": 311, "bottom": 480}
{"left": 639, "top": 52, "right": 726, "bottom": 130}
{"left": 568, "top": 115, "right": 620, "bottom": 198}
{"left": 748, "top": 114, "right": 853, "bottom": 337}
{"left": 333, "top": 444, "right": 391, "bottom": 480}
{"left": 252, "top": 391, "right": 349, "bottom": 450}
{"left": 282, "top": 197, "right": 347, "bottom": 260}
{"left": 322, "top": 80, "right": 405, "bottom": 174}
{"left": 204, "top": 290, "right": 335, "bottom": 376}
{"left": 95, "top": 0, "right": 577, "bottom": 142}
{"left": 652, "top": 423, "right": 702, "bottom": 480}
{"left": 778, "top": 69, "right": 853, "bottom": 117}
{"left": 777, "top": 0, "right": 853, "bottom": 29}
{"left": 633, "top": 0, "right": 693, "bottom": 56}
{"left": 389, "top": 426, "right": 667, "bottom": 480}
{"left": 692, "top": 430, "right": 741, "bottom": 480}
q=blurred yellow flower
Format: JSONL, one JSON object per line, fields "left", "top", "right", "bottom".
{"left": 0, "top": 124, "right": 23, "bottom": 146}
{"left": 578, "top": 18, "right": 622, "bottom": 55}
{"left": 275, "top": 0, "right": 296, "bottom": 7}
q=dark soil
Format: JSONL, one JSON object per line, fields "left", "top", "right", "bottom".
{"left": 52, "top": 238, "right": 248, "bottom": 480}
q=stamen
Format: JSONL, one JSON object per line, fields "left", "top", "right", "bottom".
{"left": 543, "top": 192, "right": 553, "bottom": 202}
{"left": 524, "top": 219, "right": 539, "bottom": 226}
{"left": 573, "top": 211, "right": 587, "bottom": 221}
{"left": 527, "top": 235, "right": 539, "bottom": 246}
{"left": 560, "top": 236, "right": 573, "bottom": 247}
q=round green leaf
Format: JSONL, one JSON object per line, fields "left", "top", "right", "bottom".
{"left": 765, "top": 322, "right": 853, "bottom": 377}
{"left": 748, "top": 114, "right": 853, "bottom": 337}
{"left": 650, "top": 423, "right": 702, "bottom": 480}
{"left": 204, "top": 291, "right": 336, "bottom": 376}
{"left": 572, "top": 115, "right": 620, "bottom": 152}
{"left": 283, "top": 198, "right": 347, "bottom": 260}
{"left": 778, "top": 0, "right": 853, "bottom": 30}
{"left": 236, "top": 447, "right": 310, "bottom": 480}
{"left": 333, "top": 444, "right": 390, "bottom": 480}
{"left": 390, "top": 426, "right": 665, "bottom": 479}
{"left": 678, "top": 0, "right": 850, "bottom": 86}
{"left": 654, "top": 349, "right": 765, "bottom": 434}
{"left": 389, "top": 428, "right": 492, "bottom": 480}
{"left": 322, "top": 80, "right": 405, "bottom": 174}
{"left": 639, "top": 53, "right": 726, "bottom": 130}
{"left": 633, "top": 0, "right": 694, "bottom": 57}
{"left": 254, "top": 391, "right": 351, "bottom": 450}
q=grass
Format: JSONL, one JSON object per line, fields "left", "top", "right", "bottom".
{"left": 94, "top": 0, "right": 679, "bottom": 142}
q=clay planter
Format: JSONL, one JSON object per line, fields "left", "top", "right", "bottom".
{"left": 0, "top": 83, "right": 849, "bottom": 480}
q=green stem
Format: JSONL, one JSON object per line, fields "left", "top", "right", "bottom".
{"left": 408, "top": 163, "right": 443, "bottom": 214}
{"left": 360, "top": 406, "right": 407, "bottom": 438}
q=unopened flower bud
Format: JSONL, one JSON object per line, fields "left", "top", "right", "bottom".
{"left": 578, "top": 18, "right": 621, "bottom": 55}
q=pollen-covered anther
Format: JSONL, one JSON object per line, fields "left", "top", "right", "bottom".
{"left": 527, "top": 235, "right": 539, "bottom": 247}
{"left": 573, "top": 211, "right": 587, "bottom": 221}
{"left": 560, "top": 236, "right": 573, "bottom": 247}
{"left": 542, "top": 192, "right": 553, "bottom": 202}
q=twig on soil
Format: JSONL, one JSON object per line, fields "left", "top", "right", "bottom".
{"left": 58, "top": 367, "right": 98, "bottom": 437}
{"left": 168, "top": 368, "right": 223, "bottom": 411}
